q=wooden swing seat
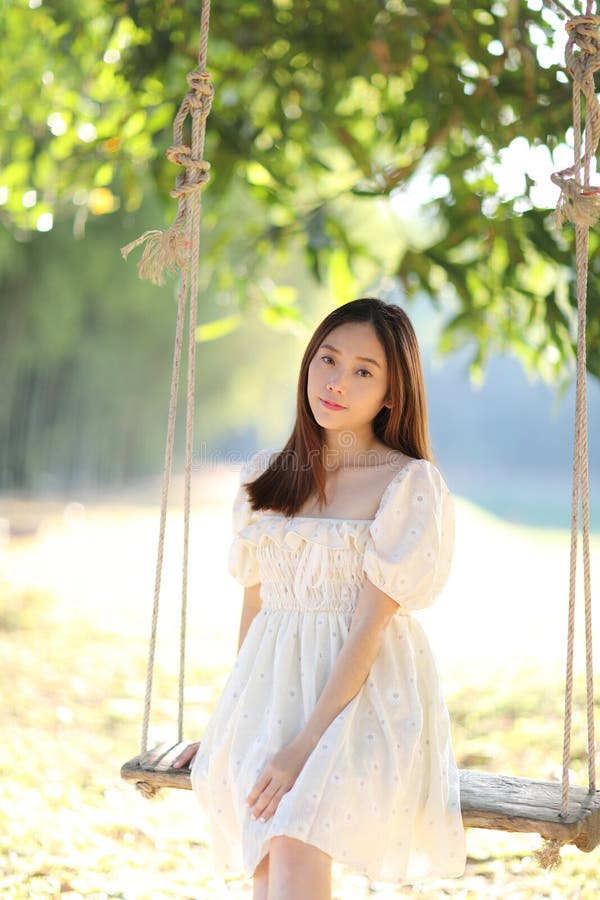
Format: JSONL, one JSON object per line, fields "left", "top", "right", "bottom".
{"left": 121, "top": 742, "right": 600, "bottom": 853}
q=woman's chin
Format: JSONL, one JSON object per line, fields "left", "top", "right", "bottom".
{"left": 311, "top": 408, "right": 339, "bottom": 427}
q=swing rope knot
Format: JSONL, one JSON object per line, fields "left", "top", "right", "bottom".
{"left": 566, "top": 14, "right": 600, "bottom": 57}
{"left": 120, "top": 66, "right": 214, "bottom": 284}
{"left": 135, "top": 780, "right": 162, "bottom": 800}
{"left": 186, "top": 69, "right": 215, "bottom": 112}
{"left": 552, "top": 13, "right": 600, "bottom": 227}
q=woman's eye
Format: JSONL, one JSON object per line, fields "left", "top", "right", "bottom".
{"left": 320, "top": 356, "right": 371, "bottom": 377}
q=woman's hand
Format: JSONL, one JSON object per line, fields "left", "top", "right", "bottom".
{"left": 173, "top": 741, "right": 200, "bottom": 769}
{"left": 246, "top": 738, "right": 311, "bottom": 822}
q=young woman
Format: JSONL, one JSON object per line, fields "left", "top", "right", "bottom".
{"left": 174, "top": 297, "right": 466, "bottom": 899}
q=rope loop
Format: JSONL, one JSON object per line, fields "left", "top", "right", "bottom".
{"left": 170, "top": 178, "right": 210, "bottom": 201}
{"left": 565, "top": 14, "right": 600, "bottom": 58}
{"left": 166, "top": 144, "right": 212, "bottom": 170}
{"left": 186, "top": 68, "right": 215, "bottom": 113}
{"left": 565, "top": 15, "right": 600, "bottom": 89}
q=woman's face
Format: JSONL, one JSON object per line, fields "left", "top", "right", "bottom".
{"left": 307, "top": 321, "right": 391, "bottom": 437}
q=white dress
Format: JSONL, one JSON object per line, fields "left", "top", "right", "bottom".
{"left": 191, "top": 447, "right": 467, "bottom": 884}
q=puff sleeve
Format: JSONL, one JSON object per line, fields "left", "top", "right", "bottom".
{"left": 226, "top": 447, "right": 276, "bottom": 587}
{"left": 362, "top": 459, "right": 455, "bottom": 612}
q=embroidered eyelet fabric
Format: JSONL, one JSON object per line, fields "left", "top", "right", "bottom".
{"left": 191, "top": 447, "right": 466, "bottom": 884}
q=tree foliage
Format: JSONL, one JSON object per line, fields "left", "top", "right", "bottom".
{"left": 2, "top": 0, "right": 599, "bottom": 382}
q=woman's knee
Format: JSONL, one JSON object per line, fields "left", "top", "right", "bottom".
{"left": 270, "top": 835, "right": 332, "bottom": 869}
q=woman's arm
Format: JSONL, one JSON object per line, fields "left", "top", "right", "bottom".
{"left": 237, "top": 582, "right": 262, "bottom": 651}
{"left": 292, "top": 577, "right": 398, "bottom": 754}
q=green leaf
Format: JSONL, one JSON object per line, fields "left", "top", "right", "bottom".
{"left": 195, "top": 313, "right": 243, "bottom": 342}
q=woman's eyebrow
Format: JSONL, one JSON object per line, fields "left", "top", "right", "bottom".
{"left": 319, "top": 343, "right": 382, "bottom": 369}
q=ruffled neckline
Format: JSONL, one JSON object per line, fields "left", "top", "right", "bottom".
{"left": 239, "top": 514, "right": 371, "bottom": 552}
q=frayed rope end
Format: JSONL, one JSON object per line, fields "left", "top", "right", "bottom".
{"left": 120, "top": 226, "right": 190, "bottom": 286}
{"left": 533, "top": 838, "right": 563, "bottom": 870}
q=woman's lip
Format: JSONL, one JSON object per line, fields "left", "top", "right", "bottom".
{"left": 320, "top": 398, "right": 347, "bottom": 410}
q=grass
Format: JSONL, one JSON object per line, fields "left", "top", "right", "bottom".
{"left": 0, "top": 472, "right": 598, "bottom": 899}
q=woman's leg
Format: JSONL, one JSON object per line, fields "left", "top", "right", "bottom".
{"left": 252, "top": 851, "right": 269, "bottom": 900}
{"left": 267, "top": 836, "right": 332, "bottom": 900}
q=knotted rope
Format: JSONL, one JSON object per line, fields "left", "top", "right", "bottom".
{"left": 121, "top": 0, "right": 213, "bottom": 782}
{"left": 121, "top": 68, "right": 214, "bottom": 283}
{"left": 135, "top": 780, "right": 160, "bottom": 801}
{"left": 535, "top": 0, "right": 597, "bottom": 869}
{"left": 551, "top": 12, "right": 600, "bottom": 226}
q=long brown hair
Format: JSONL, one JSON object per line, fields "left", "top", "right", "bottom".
{"left": 245, "top": 297, "right": 433, "bottom": 516}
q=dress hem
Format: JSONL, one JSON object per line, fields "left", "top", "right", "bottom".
{"left": 209, "top": 826, "right": 467, "bottom": 886}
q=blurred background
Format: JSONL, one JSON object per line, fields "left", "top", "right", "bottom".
{"left": 1, "top": 1, "right": 599, "bottom": 898}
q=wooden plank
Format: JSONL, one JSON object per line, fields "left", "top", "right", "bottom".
{"left": 120, "top": 751, "right": 600, "bottom": 851}
{"left": 460, "top": 770, "right": 600, "bottom": 849}
{"left": 121, "top": 742, "right": 194, "bottom": 792}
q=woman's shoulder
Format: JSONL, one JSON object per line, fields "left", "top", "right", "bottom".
{"left": 375, "top": 456, "right": 451, "bottom": 517}
{"left": 397, "top": 454, "right": 448, "bottom": 482}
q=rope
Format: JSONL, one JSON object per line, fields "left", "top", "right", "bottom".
{"left": 536, "top": 0, "right": 597, "bottom": 867}
{"left": 121, "top": 0, "right": 213, "bottom": 761}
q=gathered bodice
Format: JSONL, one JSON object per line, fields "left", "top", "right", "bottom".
{"left": 235, "top": 514, "right": 374, "bottom": 613}
{"left": 227, "top": 448, "right": 455, "bottom": 616}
